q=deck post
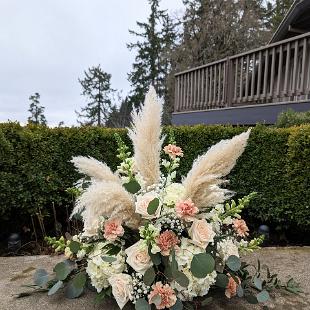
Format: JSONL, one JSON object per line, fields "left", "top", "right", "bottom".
{"left": 225, "top": 57, "right": 234, "bottom": 107}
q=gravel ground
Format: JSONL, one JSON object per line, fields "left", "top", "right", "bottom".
{"left": 0, "top": 247, "right": 309, "bottom": 310}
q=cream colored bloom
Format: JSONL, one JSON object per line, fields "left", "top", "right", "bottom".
{"left": 135, "top": 191, "right": 161, "bottom": 219}
{"left": 125, "top": 240, "right": 153, "bottom": 274}
{"left": 163, "top": 183, "right": 185, "bottom": 206}
{"left": 108, "top": 273, "right": 133, "bottom": 309}
{"left": 188, "top": 219, "right": 215, "bottom": 249}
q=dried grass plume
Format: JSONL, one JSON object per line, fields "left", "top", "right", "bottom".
{"left": 128, "top": 86, "right": 163, "bottom": 186}
{"left": 182, "top": 129, "right": 251, "bottom": 208}
{"left": 71, "top": 156, "right": 120, "bottom": 183}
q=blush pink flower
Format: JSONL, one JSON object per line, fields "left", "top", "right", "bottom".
{"left": 225, "top": 274, "right": 241, "bottom": 298}
{"left": 103, "top": 218, "right": 124, "bottom": 241}
{"left": 148, "top": 282, "right": 177, "bottom": 309}
{"left": 163, "top": 144, "right": 183, "bottom": 159}
{"left": 156, "top": 230, "right": 180, "bottom": 256}
{"left": 232, "top": 219, "right": 249, "bottom": 237}
{"left": 175, "top": 199, "right": 199, "bottom": 222}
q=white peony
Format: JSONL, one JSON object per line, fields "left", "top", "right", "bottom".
{"left": 172, "top": 268, "right": 217, "bottom": 301}
{"left": 217, "top": 238, "right": 239, "bottom": 262}
{"left": 135, "top": 191, "right": 161, "bottom": 219}
{"left": 125, "top": 240, "right": 153, "bottom": 274}
{"left": 108, "top": 273, "right": 133, "bottom": 309}
{"left": 163, "top": 183, "right": 185, "bottom": 206}
{"left": 86, "top": 242, "right": 126, "bottom": 293}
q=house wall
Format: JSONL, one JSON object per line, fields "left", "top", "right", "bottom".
{"left": 172, "top": 101, "right": 310, "bottom": 125}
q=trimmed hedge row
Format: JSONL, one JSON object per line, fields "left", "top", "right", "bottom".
{"left": 0, "top": 123, "right": 309, "bottom": 233}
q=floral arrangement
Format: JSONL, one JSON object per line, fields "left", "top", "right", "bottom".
{"left": 26, "top": 87, "right": 301, "bottom": 309}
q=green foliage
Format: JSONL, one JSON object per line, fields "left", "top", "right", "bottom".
{"left": 28, "top": 92, "right": 47, "bottom": 125}
{"left": 0, "top": 123, "right": 310, "bottom": 234}
{"left": 275, "top": 108, "right": 310, "bottom": 128}
{"left": 190, "top": 253, "right": 215, "bottom": 278}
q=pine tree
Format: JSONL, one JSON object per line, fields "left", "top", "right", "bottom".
{"left": 127, "top": 0, "right": 177, "bottom": 109}
{"left": 76, "top": 65, "right": 115, "bottom": 126}
{"left": 268, "top": 0, "right": 294, "bottom": 32}
{"left": 28, "top": 92, "right": 47, "bottom": 125}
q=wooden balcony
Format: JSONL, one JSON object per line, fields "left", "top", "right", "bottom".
{"left": 173, "top": 32, "right": 310, "bottom": 125}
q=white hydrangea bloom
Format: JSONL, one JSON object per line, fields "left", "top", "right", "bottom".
{"left": 163, "top": 183, "right": 185, "bottom": 206}
{"left": 175, "top": 238, "right": 204, "bottom": 267}
{"left": 217, "top": 238, "right": 239, "bottom": 262}
{"left": 172, "top": 269, "right": 217, "bottom": 301}
{"left": 86, "top": 242, "right": 126, "bottom": 293}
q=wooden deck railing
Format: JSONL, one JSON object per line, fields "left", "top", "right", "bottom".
{"left": 174, "top": 32, "right": 310, "bottom": 112}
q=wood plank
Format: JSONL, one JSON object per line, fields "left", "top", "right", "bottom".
{"left": 269, "top": 47, "right": 276, "bottom": 98}
{"left": 217, "top": 63, "right": 221, "bottom": 105}
{"left": 284, "top": 42, "right": 291, "bottom": 96}
{"left": 292, "top": 40, "right": 299, "bottom": 96}
{"left": 300, "top": 38, "right": 307, "bottom": 94}
{"left": 250, "top": 53, "right": 256, "bottom": 101}
{"left": 213, "top": 65, "right": 217, "bottom": 107}
{"left": 256, "top": 51, "right": 263, "bottom": 100}
{"left": 209, "top": 66, "right": 213, "bottom": 108}
{"left": 276, "top": 45, "right": 283, "bottom": 98}
{"left": 245, "top": 54, "right": 250, "bottom": 101}
{"left": 263, "top": 49, "right": 269, "bottom": 101}
{"left": 205, "top": 68, "right": 209, "bottom": 108}
{"left": 233, "top": 58, "right": 238, "bottom": 103}
{"left": 239, "top": 57, "right": 244, "bottom": 103}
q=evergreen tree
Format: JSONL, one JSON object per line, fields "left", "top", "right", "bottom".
{"left": 76, "top": 65, "right": 115, "bottom": 126}
{"left": 127, "top": 0, "right": 177, "bottom": 109}
{"left": 28, "top": 92, "right": 47, "bottom": 125}
{"left": 267, "top": 0, "right": 294, "bottom": 32}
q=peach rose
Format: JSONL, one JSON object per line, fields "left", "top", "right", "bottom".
{"left": 188, "top": 219, "right": 215, "bottom": 249}
{"left": 175, "top": 199, "right": 199, "bottom": 222}
{"left": 125, "top": 240, "right": 153, "bottom": 274}
{"left": 163, "top": 144, "right": 183, "bottom": 159}
{"left": 108, "top": 273, "right": 133, "bottom": 309}
{"left": 225, "top": 274, "right": 241, "bottom": 298}
{"left": 104, "top": 218, "right": 124, "bottom": 241}
{"left": 135, "top": 192, "right": 161, "bottom": 219}
{"left": 232, "top": 219, "right": 249, "bottom": 237}
{"left": 148, "top": 282, "right": 177, "bottom": 309}
{"left": 156, "top": 230, "right": 180, "bottom": 256}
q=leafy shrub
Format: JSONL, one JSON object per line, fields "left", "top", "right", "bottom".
{"left": 275, "top": 108, "right": 310, "bottom": 128}
{"left": 0, "top": 123, "right": 309, "bottom": 233}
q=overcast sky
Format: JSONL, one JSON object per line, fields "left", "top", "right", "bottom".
{"left": 0, "top": 0, "right": 184, "bottom": 126}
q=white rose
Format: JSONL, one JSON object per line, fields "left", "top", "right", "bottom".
{"left": 188, "top": 219, "right": 215, "bottom": 249}
{"left": 108, "top": 273, "right": 133, "bottom": 309}
{"left": 135, "top": 191, "right": 161, "bottom": 219}
{"left": 125, "top": 241, "right": 153, "bottom": 274}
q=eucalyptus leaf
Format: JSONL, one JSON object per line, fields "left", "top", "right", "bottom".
{"left": 257, "top": 290, "right": 270, "bottom": 303}
{"left": 65, "top": 272, "right": 86, "bottom": 299}
{"left": 34, "top": 269, "right": 49, "bottom": 287}
{"left": 254, "top": 276, "right": 263, "bottom": 290}
{"left": 170, "top": 299, "right": 183, "bottom": 310}
{"left": 226, "top": 255, "right": 241, "bottom": 272}
{"left": 101, "top": 256, "right": 117, "bottom": 263}
{"left": 174, "top": 270, "right": 189, "bottom": 287}
{"left": 237, "top": 285, "right": 244, "bottom": 297}
{"left": 48, "top": 280, "right": 63, "bottom": 296}
{"left": 69, "top": 241, "right": 81, "bottom": 254}
{"left": 151, "top": 295, "right": 161, "bottom": 306}
{"left": 147, "top": 198, "right": 160, "bottom": 215}
{"left": 143, "top": 267, "right": 156, "bottom": 286}
{"left": 190, "top": 253, "right": 215, "bottom": 278}
{"left": 123, "top": 179, "right": 141, "bottom": 194}
{"left": 215, "top": 273, "right": 229, "bottom": 288}
{"left": 54, "top": 261, "right": 73, "bottom": 281}
{"left": 245, "top": 293, "right": 258, "bottom": 304}
{"left": 135, "top": 298, "right": 151, "bottom": 310}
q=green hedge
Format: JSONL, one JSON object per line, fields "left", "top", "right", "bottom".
{"left": 0, "top": 123, "right": 309, "bottom": 233}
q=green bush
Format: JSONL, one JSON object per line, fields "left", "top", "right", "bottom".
{"left": 0, "top": 123, "right": 309, "bottom": 232}
{"left": 275, "top": 108, "right": 310, "bottom": 128}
